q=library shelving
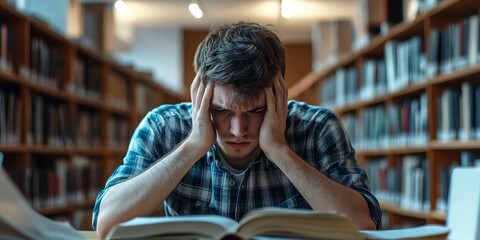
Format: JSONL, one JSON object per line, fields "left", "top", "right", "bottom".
{"left": 290, "top": 0, "right": 480, "bottom": 228}
{"left": 0, "top": 2, "right": 185, "bottom": 230}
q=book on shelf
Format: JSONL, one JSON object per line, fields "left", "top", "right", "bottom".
{"left": 0, "top": 89, "right": 20, "bottom": 144}
{"left": 311, "top": 20, "right": 353, "bottom": 71}
{"left": 106, "top": 207, "right": 449, "bottom": 240}
{"left": 0, "top": 20, "right": 13, "bottom": 71}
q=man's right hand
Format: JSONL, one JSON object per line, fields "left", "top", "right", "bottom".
{"left": 185, "top": 74, "right": 216, "bottom": 155}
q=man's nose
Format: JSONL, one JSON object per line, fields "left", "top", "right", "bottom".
{"left": 230, "top": 115, "right": 248, "bottom": 137}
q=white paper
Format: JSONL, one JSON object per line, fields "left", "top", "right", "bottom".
{"left": 360, "top": 225, "right": 449, "bottom": 239}
{"left": 0, "top": 168, "right": 83, "bottom": 240}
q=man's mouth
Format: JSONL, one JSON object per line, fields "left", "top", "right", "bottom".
{"left": 226, "top": 141, "right": 250, "bottom": 149}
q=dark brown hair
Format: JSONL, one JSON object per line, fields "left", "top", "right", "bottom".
{"left": 194, "top": 21, "right": 286, "bottom": 100}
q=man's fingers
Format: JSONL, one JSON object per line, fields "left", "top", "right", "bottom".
{"left": 199, "top": 82, "right": 213, "bottom": 115}
{"left": 190, "top": 74, "right": 201, "bottom": 102}
{"left": 273, "top": 76, "right": 284, "bottom": 112}
{"left": 278, "top": 74, "right": 288, "bottom": 100}
{"left": 264, "top": 86, "right": 275, "bottom": 113}
{"left": 195, "top": 82, "right": 206, "bottom": 111}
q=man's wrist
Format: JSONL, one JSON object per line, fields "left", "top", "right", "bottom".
{"left": 181, "top": 137, "right": 212, "bottom": 161}
{"left": 262, "top": 143, "right": 291, "bottom": 161}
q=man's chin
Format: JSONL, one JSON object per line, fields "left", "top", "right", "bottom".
{"left": 216, "top": 142, "right": 260, "bottom": 163}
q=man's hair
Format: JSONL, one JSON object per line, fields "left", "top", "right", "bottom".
{"left": 194, "top": 21, "right": 286, "bottom": 100}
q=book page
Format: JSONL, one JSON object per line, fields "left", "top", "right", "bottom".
{"left": 237, "top": 208, "right": 363, "bottom": 240}
{"left": 360, "top": 225, "right": 449, "bottom": 240}
{"left": 0, "top": 168, "right": 83, "bottom": 240}
{"left": 106, "top": 215, "right": 239, "bottom": 239}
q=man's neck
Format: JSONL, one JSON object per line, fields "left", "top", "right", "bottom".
{"left": 216, "top": 145, "right": 261, "bottom": 170}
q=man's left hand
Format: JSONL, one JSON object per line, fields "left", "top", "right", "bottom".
{"left": 259, "top": 73, "right": 288, "bottom": 156}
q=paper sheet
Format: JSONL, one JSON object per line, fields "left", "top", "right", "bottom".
{"left": 0, "top": 168, "right": 83, "bottom": 240}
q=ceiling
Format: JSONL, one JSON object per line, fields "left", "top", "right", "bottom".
{"left": 114, "top": 0, "right": 359, "bottom": 43}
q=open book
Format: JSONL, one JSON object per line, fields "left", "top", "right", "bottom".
{"left": 106, "top": 207, "right": 449, "bottom": 240}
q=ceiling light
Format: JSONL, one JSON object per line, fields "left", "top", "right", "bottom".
{"left": 188, "top": 1, "right": 203, "bottom": 19}
{"left": 281, "top": 0, "right": 292, "bottom": 19}
{"left": 114, "top": 0, "right": 129, "bottom": 12}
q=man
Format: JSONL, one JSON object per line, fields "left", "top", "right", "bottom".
{"left": 93, "top": 21, "right": 381, "bottom": 237}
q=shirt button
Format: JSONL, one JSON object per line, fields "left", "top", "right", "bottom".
{"left": 195, "top": 200, "right": 201, "bottom": 207}
{"left": 229, "top": 180, "right": 235, "bottom": 186}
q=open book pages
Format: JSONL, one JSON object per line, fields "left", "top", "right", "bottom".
{"left": 0, "top": 168, "right": 83, "bottom": 240}
{"left": 106, "top": 207, "right": 450, "bottom": 240}
{"left": 360, "top": 225, "right": 449, "bottom": 240}
{"left": 106, "top": 208, "right": 364, "bottom": 240}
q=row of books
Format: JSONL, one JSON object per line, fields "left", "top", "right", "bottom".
{"left": 314, "top": 0, "right": 444, "bottom": 71}
{"left": 28, "top": 93, "right": 72, "bottom": 147}
{"left": 320, "top": 8, "right": 480, "bottom": 109}
{"left": 437, "top": 84, "right": 480, "bottom": 141}
{"left": 312, "top": 20, "right": 353, "bottom": 71}
{"left": 108, "top": 116, "right": 130, "bottom": 150}
{"left": 76, "top": 108, "right": 102, "bottom": 147}
{"left": 342, "top": 93, "right": 428, "bottom": 150}
{"left": 0, "top": 88, "right": 20, "bottom": 144}
{"left": 24, "top": 36, "right": 64, "bottom": 88}
{"left": 6, "top": 156, "right": 103, "bottom": 210}
{"left": 28, "top": 92, "right": 133, "bottom": 149}
{"left": 367, "top": 155, "right": 429, "bottom": 212}
{"left": 107, "top": 70, "right": 130, "bottom": 110}
{"left": 321, "top": 34, "right": 427, "bottom": 108}
{"left": 136, "top": 82, "right": 156, "bottom": 115}
{"left": 67, "top": 57, "right": 102, "bottom": 101}
{"left": 0, "top": 21, "right": 13, "bottom": 72}
{"left": 366, "top": 151, "right": 479, "bottom": 214}
{"left": 384, "top": 35, "right": 426, "bottom": 92}
{"left": 427, "top": 11, "right": 480, "bottom": 77}
{"left": 321, "top": 65, "right": 358, "bottom": 108}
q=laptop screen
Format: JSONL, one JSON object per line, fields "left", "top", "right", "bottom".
{"left": 446, "top": 167, "right": 480, "bottom": 240}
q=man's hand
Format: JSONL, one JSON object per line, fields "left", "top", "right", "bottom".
{"left": 259, "top": 73, "right": 288, "bottom": 156}
{"left": 185, "top": 74, "right": 216, "bottom": 154}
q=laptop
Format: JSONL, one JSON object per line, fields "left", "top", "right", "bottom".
{"left": 446, "top": 167, "right": 480, "bottom": 240}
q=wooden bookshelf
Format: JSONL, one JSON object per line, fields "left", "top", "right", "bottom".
{"left": 290, "top": 0, "right": 480, "bottom": 228}
{"left": 0, "top": 2, "right": 185, "bottom": 230}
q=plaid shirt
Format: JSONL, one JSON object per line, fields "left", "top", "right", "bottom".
{"left": 92, "top": 100, "right": 382, "bottom": 229}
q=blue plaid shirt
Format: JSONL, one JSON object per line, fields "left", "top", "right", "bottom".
{"left": 92, "top": 100, "right": 382, "bottom": 229}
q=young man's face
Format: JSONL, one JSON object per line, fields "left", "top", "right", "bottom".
{"left": 210, "top": 84, "right": 267, "bottom": 169}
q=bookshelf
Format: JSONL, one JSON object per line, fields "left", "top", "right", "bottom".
{"left": 0, "top": 2, "right": 185, "bottom": 230}
{"left": 290, "top": 0, "right": 480, "bottom": 228}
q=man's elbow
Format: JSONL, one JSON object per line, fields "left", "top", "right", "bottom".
{"left": 358, "top": 218, "right": 377, "bottom": 230}
{"left": 95, "top": 213, "right": 112, "bottom": 238}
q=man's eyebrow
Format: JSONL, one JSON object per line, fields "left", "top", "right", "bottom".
{"left": 211, "top": 103, "right": 227, "bottom": 110}
{"left": 211, "top": 103, "right": 266, "bottom": 112}
{"left": 248, "top": 106, "right": 267, "bottom": 112}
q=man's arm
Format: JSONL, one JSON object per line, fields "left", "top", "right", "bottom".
{"left": 265, "top": 145, "right": 377, "bottom": 230}
{"left": 96, "top": 77, "right": 215, "bottom": 238}
{"left": 259, "top": 74, "right": 376, "bottom": 230}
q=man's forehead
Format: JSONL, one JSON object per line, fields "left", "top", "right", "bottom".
{"left": 212, "top": 98, "right": 264, "bottom": 110}
{"left": 212, "top": 91, "right": 265, "bottom": 111}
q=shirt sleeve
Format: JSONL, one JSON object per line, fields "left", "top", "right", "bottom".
{"left": 91, "top": 109, "right": 167, "bottom": 230}
{"left": 312, "top": 108, "right": 383, "bottom": 229}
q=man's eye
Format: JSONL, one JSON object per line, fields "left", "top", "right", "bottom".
{"left": 251, "top": 108, "right": 266, "bottom": 114}
{"left": 213, "top": 108, "right": 228, "bottom": 113}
